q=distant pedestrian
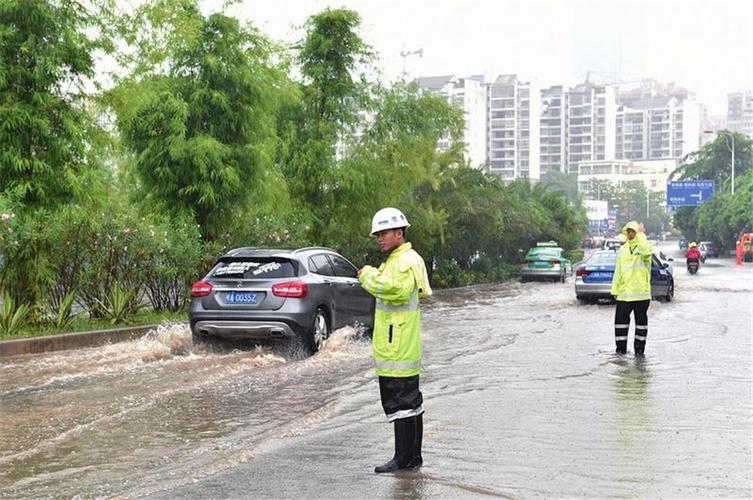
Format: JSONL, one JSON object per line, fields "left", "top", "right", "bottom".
{"left": 736, "top": 240, "right": 743, "bottom": 266}
{"left": 358, "top": 207, "right": 432, "bottom": 473}
{"left": 610, "top": 221, "right": 653, "bottom": 356}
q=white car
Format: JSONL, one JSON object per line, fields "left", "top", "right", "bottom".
{"left": 601, "top": 236, "right": 626, "bottom": 251}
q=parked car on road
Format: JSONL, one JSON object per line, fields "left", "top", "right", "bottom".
{"left": 574, "top": 250, "right": 675, "bottom": 303}
{"left": 602, "top": 236, "right": 626, "bottom": 251}
{"left": 189, "top": 247, "right": 374, "bottom": 353}
{"left": 700, "top": 241, "right": 721, "bottom": 258}
{"left": 521, "top": 242, "right": 572, "bottom": 283}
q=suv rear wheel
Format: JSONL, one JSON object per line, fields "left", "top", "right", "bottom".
{"left": 307, "top": 308, "right": 330, "bottom": 354}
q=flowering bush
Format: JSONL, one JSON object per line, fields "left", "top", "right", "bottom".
{"left": 141, "top": 216, "right": 204, "bottom": 311}
{"left": 0, "top": 201, "right": 207, "bottom": 321}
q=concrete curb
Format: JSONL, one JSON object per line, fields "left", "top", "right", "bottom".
{"left": 0, "top": 324, "right": 178, "bottom": 358}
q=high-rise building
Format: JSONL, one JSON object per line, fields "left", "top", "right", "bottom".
{"left": 539, "top": 86, "right": 568, "bottom": 175}
{"left": 486, "top": 75, "right": 540, "bottom": 181}
{"left": 566, "top": 82, "right": 616, "bottom": 173}
{"left": 727, "top": 90, "right": 753, "bottom": 138}
{"left": 416, "top": 75, "right": 488, "bottom": 168}
{"left": 615, "top": 79, "right": 694, "bottom": 102}
{"left": 615, "top": 96, "right": 700, "bottom": 161}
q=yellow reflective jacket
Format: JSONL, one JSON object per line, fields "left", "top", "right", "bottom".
{"left": 610, "top": 221, "right": 653, "bottom": 302}
{"left": 359, "top": 242, "right": 432, "bottom": 377}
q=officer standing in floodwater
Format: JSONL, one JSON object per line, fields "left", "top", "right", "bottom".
{"left": 358, "top": 207, "right": 432, "bottom": 473}
{"left": 611, "top": 220, "right": 653, "bottom": 356}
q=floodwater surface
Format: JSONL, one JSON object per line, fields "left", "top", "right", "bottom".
{"left": 1, "top": 243, "right": 751, "bottom": 498}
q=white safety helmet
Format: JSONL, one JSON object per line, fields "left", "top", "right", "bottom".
{"left": 370, "top": 207, "right": 410, "bottom": 235}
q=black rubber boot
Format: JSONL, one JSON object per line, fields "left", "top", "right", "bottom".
{"left": 615, "top": 340, "right": 627, "bottom": 355}
{"left": 406, "top": 414, "right": 423, "bottom": 468}
{"left": 634, "top": 341, "right": 645, "bottom": 356}
{"left": 375, "top": 418, "right": 415, "bottom": 473}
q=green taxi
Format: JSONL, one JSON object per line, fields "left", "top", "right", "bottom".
{"left": 520, "top": 241, "right": 572, "bottom": 283}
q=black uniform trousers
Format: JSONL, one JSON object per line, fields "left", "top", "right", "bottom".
{"left": 614, "top": 299, "right": 650, "bottom": 354}
{"left": 378, "top": 375, "right": 423, "bottom": 421}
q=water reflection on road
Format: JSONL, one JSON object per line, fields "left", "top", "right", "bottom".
{"left": 1, "top": 243, "right": 751, "bottom": 498}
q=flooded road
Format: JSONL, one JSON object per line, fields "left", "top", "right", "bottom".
{"left": 1, "top": 242, "right": 751, "bottom": 498}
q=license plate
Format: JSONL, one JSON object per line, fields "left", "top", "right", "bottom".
{"left": 532, "top": 261, "right": 551, "bottom": 268}
{"left": 590, "top": 272, "right": 611, "bottom": 278}
{"left": 225, "top": 292, "right": 257, "bottom": 304}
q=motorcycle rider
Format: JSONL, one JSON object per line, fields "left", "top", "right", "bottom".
{"left": 686, "top": 242, "right": 701, "bottom": 267}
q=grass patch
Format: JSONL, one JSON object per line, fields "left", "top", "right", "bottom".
{"left": 0, "top": 309, "right": 187, "bottom": 341}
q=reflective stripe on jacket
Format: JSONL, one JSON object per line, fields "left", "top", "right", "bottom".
{"left": 359, "top": 242, "right": 432, "bottom": 377}
{"left": 610, "top": 223, "right": 652, "bottom": 302}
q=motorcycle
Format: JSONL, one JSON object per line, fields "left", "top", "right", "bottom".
{"left": 686, "top": 258, "right": 700, "bottom": 275}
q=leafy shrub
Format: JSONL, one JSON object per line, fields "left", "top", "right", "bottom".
{"left": 432, "top": 260, "right": 474, "bottom": 289}
{"left": 76, "top": 206, "right": 152, "bottom": 317}
{"left": 0, "top": 291, "right": 30, "bottom": 336}
{"left": 141, "top": 217, "right": 204, "bottom": 311}
{"left": 567, "top": 249, "right": 585, "bottom": 263}
{"left": 94, "top": 283, "right": 143, "bottom": 325}
{"left": 49, "top": 292, "right": 80, "bottom": 330}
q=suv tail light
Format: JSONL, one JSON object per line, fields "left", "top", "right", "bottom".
{"left": 272, "top": 281, "right": 308, "bottom": 298}
{"left": 575, "top": 268, "right": 590, "bottom": 277}
{"left": 191, "top": 281, "right": 213, "bottom": 297}
{"left": 551, "top": 259, "right": 561, "bottom": 265}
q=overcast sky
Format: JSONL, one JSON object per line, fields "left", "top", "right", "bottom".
{"left": 226, "top": 0, "right": 753, "bottom": 115}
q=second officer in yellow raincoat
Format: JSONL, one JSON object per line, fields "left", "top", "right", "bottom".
{"left": 610, "top": 220, "right": 653, "bottom": 355}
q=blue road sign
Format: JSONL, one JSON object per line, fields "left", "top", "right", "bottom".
{"left": 667, "top": 180, "right": 715, "bottom": 207}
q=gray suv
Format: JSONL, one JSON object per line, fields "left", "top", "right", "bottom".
{"left": 189, "top": 247, "right": 374, "bottom": 353}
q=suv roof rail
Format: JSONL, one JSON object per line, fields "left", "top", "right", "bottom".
{"left": 223, "top": 247, "right": 293, "bottom": 257}
{"left": 292, "top": 246, "right": 337, "bottom": 254}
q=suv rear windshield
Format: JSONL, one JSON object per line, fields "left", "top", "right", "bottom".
{"left": 211, "top": 258, "right": 297, "bottom": 279}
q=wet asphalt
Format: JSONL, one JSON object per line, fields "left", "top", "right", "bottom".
{"left": 1, "top": 242, "right": 751, "bottom": 499}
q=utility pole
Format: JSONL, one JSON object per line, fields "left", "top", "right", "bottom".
{"left": 400, "top": 48, "right": 423, "bottom": 79}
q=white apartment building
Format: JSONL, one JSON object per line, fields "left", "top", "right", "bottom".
{"left": 727, "top": 90, "right": 753, "bottom": 138}
{"left": 566, "top": 83, "right": 616, "bottom": 173}
{"left": 615, "top": 79, "right": 694, "bottom": 102}
{"left": 416, "top": 75, "right": 488, "bottom": 168}
{"left": 540, "top": 85, "right": 568, "bottom": 175}
{"left": 616, "top": 96, "right": 700, "bottom": 161}
{"left": 486, "top": 75, "right": 540, "bottom": 181}
{"left": 577, "top": 158, "right": 677, "bottom": 197}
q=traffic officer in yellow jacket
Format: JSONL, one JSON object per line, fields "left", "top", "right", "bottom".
{"left": 610, "top": 220, "right": 653, "bottom": 356}
{"left": 358, "top": 207, "right": 432, "bottom": 473}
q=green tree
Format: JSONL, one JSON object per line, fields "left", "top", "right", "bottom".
{"left": 329, "top": 82, "right": 465, "bottom": 265}
{"left": 671, "top": 132, "right": 753, "bottom": 189}
{"left": 278, "top": 8, "right": 374, "bottom": 241}
{"left": 671, "top": 132, "right": 753, "bottom": 246}
{"left": 0, "top": 0, "right": 110, "bottom": 209}
{"left": 111, "top": 1, "right": 287, "bottom": 239}
{"left": 694, "top": 168, "right": 753, "bottom": 250}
